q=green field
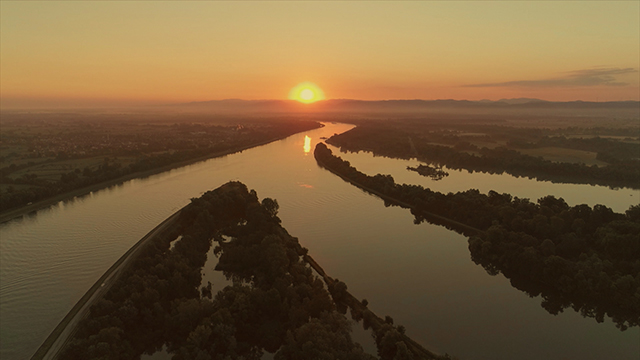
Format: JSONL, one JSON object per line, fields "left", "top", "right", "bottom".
{"left": 517, "top": 146, "right": 607, "bottom": 166}
{"left": 7, "top": 156, "right": 140, "bottom": 182}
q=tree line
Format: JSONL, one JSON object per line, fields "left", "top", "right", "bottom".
{"left": 315, "top": 142, "right": 640, "bottom": 330}
{"left": 327, "top": 126, "right": 640, "bottom": 189}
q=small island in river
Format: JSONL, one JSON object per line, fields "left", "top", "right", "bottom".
{"left": 406, "top": 164, "right": 449, "bottom": 181}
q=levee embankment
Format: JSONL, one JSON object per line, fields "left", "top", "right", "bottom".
{"left": 31, "top": 208, "right": 184, "bottom": 360}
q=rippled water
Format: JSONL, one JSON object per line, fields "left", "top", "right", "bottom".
{"left": 1, "top": 123, "right": 638, "bottom": 360}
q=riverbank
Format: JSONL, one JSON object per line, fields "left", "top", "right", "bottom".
{"left": 30, "top": 208, "right": 184, "bottom": 360}
{"left": 303, "top": 254, "right": 441, "bottom": 359}
{"left": 314, "top": 145, "right": 484, "bottom": 237}
{"left": 1, "top": 124, "right": 321, "bottom": 224}
{"left": 35, "top": 178, "right": 442, "bottom": 360}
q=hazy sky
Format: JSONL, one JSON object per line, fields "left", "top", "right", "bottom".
{"left": 1, "top": 1, "right": 638, "bottom": 108}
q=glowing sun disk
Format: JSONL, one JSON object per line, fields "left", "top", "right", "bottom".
{"left": 289, "top": 82, "right": 325, "bottom": 103}
{"left": 300, "top": 89, "right": 314, "bottom": 101}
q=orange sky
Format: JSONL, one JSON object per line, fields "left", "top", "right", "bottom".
{"left": 1, "top": 1, "right": 638, "bottom": 109}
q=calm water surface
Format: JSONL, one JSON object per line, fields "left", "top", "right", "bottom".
{"left": 1, "top": 123, "right": 638, "bottom": 360}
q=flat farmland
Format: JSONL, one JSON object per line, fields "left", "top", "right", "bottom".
{"left": 518, "top": 147, "right": 608, "bottom": 166}
{"left": 0, "top": 112, "right": 322, "bottom": 216}
{"left": 8, "top": 157, "right": 140, "bottom": 182}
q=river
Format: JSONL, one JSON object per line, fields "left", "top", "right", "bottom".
{"left": 1, "top": 122, "right": 638, "bottom": 360}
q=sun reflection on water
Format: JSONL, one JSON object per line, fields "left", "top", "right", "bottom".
{"left": 303, "top": 135, "right": 311, "bottom": 153}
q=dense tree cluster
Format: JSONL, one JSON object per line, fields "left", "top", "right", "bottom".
{"left": 62, "top": 181, "right": 432, "bottom": 359}
{"left": 406, "top": 165, "right": 449, "bottom": 181}
{"left": 327, "top": 125, "right": 640, "bottom": 189}
{"left": 315, "top": 142, "right": 640, "bottom": 330}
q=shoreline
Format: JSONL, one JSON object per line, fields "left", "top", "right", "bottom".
{"left": 30, "top": 176, "right": 441, "bottom": 360}
{"left": 30, "top": 208, "right": 184, "bottom": 360}
{"left": 34, "top": 207, "right": 442, "bottom": 360}
{"left": 1, "top": 125, "right": 321, "bottom": 224}
{"left": 303, "top": 253, "right": 440, "bottom": 359}
{"left": 314, "top": 149, "right": 484, "bottom": 236}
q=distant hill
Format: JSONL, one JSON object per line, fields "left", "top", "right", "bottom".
{"left": 497, "top": 98, "right": 547, "bottom": 104}
{"left": 166, "top": 98, "right": 640, "bottom": 116}
{"left": 172, "top": 99, "right": 307, "bottom": 112}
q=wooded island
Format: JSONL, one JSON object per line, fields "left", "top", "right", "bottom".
{"left": 315, "top": 142, "right": 640, "bottom": 331}
{"left": 57, "top": 182, "right": 448, "bottom": 360}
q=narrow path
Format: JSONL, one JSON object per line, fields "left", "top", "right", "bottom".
{"left": 31, "top": 209, "right": 184, "bottom": 360}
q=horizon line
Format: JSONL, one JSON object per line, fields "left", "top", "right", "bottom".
{"left": 2, "top": 97, "right": 639, "bottom": 112}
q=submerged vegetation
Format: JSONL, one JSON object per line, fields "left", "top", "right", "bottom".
{"left": 315, "top": 142, "right": 640, "bottom": 330}
{"left": 59, "top": 181, "right": 446, "bottom": 360}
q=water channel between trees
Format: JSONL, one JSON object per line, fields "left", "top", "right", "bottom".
{"left": 0, "top": 122, "right": 638, "bottom": 360}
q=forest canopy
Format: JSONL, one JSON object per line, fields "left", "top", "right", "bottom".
{"left": 59, "top": 181, "right": 446, "bottom": 360}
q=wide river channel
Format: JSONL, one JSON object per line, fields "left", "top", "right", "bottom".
{"left": 1, "top": 122, "right": 638, "bottom": 360}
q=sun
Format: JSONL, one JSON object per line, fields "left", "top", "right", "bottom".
{"left": 289, "top": 82, "right": 325, "bottom": 104}
{"left": 300, "top": 89, "right": 314, "bottom": 101}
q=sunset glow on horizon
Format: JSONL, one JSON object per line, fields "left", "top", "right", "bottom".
{"left": 1, "top": 2, "right": 638, "bottom": 109}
